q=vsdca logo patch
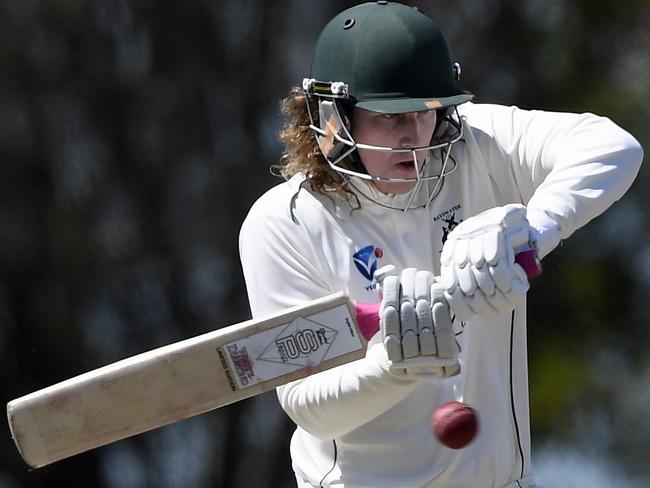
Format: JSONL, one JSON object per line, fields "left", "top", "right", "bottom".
{"left": 353, "top": 244, "right": 383, "bottom": 281}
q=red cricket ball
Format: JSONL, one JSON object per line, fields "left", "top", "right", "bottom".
{"left": 432, "top": 401, "right": 479, "bottom": 449}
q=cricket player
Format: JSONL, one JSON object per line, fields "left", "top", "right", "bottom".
{"left": 239, "top": 2, "right": 643, "bottom": 487}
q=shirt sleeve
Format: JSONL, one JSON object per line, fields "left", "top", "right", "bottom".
{"left": 467, "top": 104, "right": 644, "bottom": 257}
{"left": 239, "top": 193, "right": 333, "bottom": 317}
{"left": 239, "top": 187, "right": 420, "bottom": 440}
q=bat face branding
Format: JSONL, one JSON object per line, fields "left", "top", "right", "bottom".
{"left": 221, "top": 304, "right": 363, "bottom": 391}
{"left": 258, "top": 318, "right": 337, "bottom": 367}
{"left": 275, "top": 328, "right": 330, "bottom": 361}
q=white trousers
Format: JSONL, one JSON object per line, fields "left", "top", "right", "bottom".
{"left": 295, "top": 474, "right": 538, "bottom": 488}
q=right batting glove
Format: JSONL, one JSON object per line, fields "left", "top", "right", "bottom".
{"left": 440, "top": 204, "right": 533, "bottom": 322}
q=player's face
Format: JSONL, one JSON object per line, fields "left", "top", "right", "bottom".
{"left": 351, "top": 108, "right": 437, "bottom": 194}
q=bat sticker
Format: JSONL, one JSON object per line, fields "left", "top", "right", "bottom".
{"left": 221, "top": 304, "right": 363, "bottom": 390}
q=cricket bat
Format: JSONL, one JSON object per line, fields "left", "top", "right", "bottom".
{"left": 7, "top": 292, "right": 382, "bottom": 469}
{"left": 7, "top": 249, "right": 540, "bottom": 469}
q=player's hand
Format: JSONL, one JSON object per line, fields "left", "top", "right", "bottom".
{"left": 440, "top": 204, "right": 532, "bottom": 322}
{"left": 375, "top": 265, "right": 459, "bottom": 378}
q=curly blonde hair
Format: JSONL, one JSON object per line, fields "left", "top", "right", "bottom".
{"left": 275, "top": 87, "right": 358, "bottom": 201}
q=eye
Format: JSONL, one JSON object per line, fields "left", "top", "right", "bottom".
{"left": 380, "top": 113, "right": 398, "bottom": 119}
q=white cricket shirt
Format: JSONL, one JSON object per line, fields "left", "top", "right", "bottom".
{"left": 239, "top": 103, "right": 643, "bottom": 488}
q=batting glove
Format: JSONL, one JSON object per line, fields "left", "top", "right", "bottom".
{"left": 440, "top": 204, "right": 533, "bottom": 322}
{"left": 376, "top": 265, "right": 460, "bottom": 378}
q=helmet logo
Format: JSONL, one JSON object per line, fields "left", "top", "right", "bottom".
{"left": 343, "top": 18, "right": 355, "bottom": 30}
{"left": 453, "top": 62, "right": 462, "bottom": 81}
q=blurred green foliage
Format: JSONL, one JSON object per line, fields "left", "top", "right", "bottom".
{"left": 0, "top": 0, "right": 647, "bottom": 486}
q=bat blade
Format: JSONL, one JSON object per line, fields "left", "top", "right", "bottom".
{"left": 7, "top": 292, "right": 379, "bottom": 469}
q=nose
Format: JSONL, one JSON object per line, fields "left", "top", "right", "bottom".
{"left": 396, "top": 113, "right": 419, "bottom": 148}
{"left": 397, "top": 112, "right": 435, "bottom": 148}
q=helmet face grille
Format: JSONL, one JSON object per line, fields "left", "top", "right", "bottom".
{"left": 309, "top": 2, "right": 473, "bottom": 113}
{"left": 303, "top": 82, "right": 465, "bottom": 211}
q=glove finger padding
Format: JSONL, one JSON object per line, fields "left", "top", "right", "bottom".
{"left": 379, "top": 267, "right": 460, "bottom": 377}
{"left": 398, "top": 268, "right": 419, "bottom": 358}
{"left": 379, "top": 268, "right": 412, "bottom": 362}
{"left": 416, "top": 299, "right": 436, "bottom": 355}
{"left": 465, "top": 291, "right": 499, "bottom": 320}
{"left": 379, "top": 271, "right": 404, "bottom": 361}
{"left": 430, "top": 284, "right": 454, "bottom": 358}
{"left": 414, "top": 270, "right": 436, "bottom": 356}
{"left": 457, "top": 264, "right": 478, "bottom": 295}
{"left": 440, "top": 204, "right": 533, "bottom": 322}
{"left": 400, "top": 300, "right": 418, "bottom": 359}
{"left": 473, "top": 263, "right": 495, "bottom": 296}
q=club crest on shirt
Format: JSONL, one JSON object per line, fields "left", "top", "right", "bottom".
{"left": 434, "top": 205, "right": 462, "bottom": 245}
{"left": 352, "top": 244, "right": 383, "bottom": 285}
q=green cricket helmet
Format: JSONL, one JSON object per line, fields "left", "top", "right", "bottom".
{"left": 302, "top": 1, "right": 474, "bottom": 210}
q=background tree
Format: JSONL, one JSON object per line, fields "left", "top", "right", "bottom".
{"left": 0, "top": 1, "right": 647, "bottom": 486}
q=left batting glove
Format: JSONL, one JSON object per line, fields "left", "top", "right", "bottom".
{"left": 376, "top": 266, "right": 460, "bottom": 378}
{"left": 440, "top": 204, "right": 533, "bottom": 322}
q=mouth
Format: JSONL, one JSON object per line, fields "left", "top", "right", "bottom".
{"left": 394, "top": 159, "right": 417, "bottom": 173}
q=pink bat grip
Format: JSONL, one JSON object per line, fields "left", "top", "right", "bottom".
{"left": 514, "top": 248, "right": 542, "bottom": 278}
{"left": 353, "top": 249, "right": 542, "bottom": 341}
{"left": 354, "top": 302, "right": 381, "bottom": 341}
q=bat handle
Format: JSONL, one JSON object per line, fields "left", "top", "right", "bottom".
{"left": 354, "top": 302, "right": 381, "bottom": 341}
{"left": 514, "top": 247, "right": 542, "bottom": 278}
{"left": 353, "top": 249, "right": 542, "bottom": 341}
